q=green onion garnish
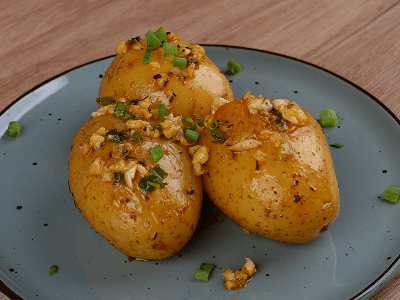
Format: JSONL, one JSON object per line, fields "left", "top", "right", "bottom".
{"left": 194, "top": 263, "right": 215, "bottom": 282}
{"left": 107, "top": 129, "right": 126, "bottom": 143}
{"left": 149, "top": 144, "right": 163, "bottom": 162}
{"left": 319, "top": 109, "right": 338, "bottom": 127}
{"left": 142, "top": 48, "right": 154, "bottom": 64}
{"left": 145, "top": 30, "right": 162, "bottom": 49}
{"left": 330, "top": 143, "right": 344, "bottom": 148}
{"left": 163, "top": 42, "right": 180, "bottom": 58}
{"left": 154, "top": 27, "right": 167, "bottom": 43}
{"left": 139, "top": 175, "right": 158, "bottom": 193}
{"left": 96, "top": 96, "right": 117, "bottom": 106}
{"left": 158, "top": 104, "right": 168, "bottom": 121}
{"left": 182, "top": 117, "right": 197, "bottom": 130}
{"left": 210, "top": 130, "right": 227, "bottom": 143}
{"left": 139, "top": 175, "right": 166, "bottom": 193}
{"left": 197, "top": 121, "right": 205, "bottom": 127}
{"left": 114, "top": 102, "right": 133, "bottom": 120}
{"left": 130, "top": 131, "right": 143, "bottom": 144}
{"left": 208, "top": 121, "right": 219, "bottom": 131}
{"left": 173, "top": 56, "right": 187, "bottom": 68}
{"left": 227, "top": 59, "right": 242, "bottom": 75}
{"left": 185, "top": 129, "right": 200, "bottom": 142}
{"left": 6, "top": 121, "right": 21, "bottom": 138}
{"left": 147, "top": 179, "right": 165, "bottom": 190}
{"left": 49, "top": 265, "right": 58, "bottom": 276}
{"left": 382, "top": 185, "right": 400, "bottom": 203}
{"left": 150, "top": 165, "right": 168, "bottom": 179}
{"left": 152, "top": 124, "right": 163, "bottom": 135}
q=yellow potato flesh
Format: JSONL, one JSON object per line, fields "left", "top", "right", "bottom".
{"left": 198, "top": 96, "right": 340, "bottom": 243}
{"left": 98, "top": 36, "right": 234, "bottom": 122}
{"left": 68, "top": 115, "right": 202, "bottom": 260}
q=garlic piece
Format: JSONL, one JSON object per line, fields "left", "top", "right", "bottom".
{"left": 227, "top": 139, "right": 261, "bottom": 152}
{"left": 191, "top": 145, "right": 209, "bottom": 176}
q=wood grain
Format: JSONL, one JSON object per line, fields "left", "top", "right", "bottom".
{"left": 1, "top": 0, "right": 400, "bottom": 299}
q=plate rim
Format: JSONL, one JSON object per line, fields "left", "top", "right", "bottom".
{"left": 1, "top": 44, "right": 399, "bottom": 300}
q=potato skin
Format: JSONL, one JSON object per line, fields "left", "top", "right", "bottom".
{"left": 68, "top": 115, "right": 202, "bottom": 260}
{"left": 198, "top": 96, "right": 340, "bottom": 243}
{"left": 98, "top": 36, "right": 234, "bottom": 122}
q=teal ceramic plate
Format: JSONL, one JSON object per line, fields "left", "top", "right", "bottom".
{"left": 1, "top": 46, "right": 400, "bottom": 300}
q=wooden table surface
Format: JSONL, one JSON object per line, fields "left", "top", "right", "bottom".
{"left": 1, "top": 0, "right": 399, "bottom": 299}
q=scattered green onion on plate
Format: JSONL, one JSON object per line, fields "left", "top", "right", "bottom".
{"left": 319, "top": 109, "right": 338, "bottom": 127}
{"left": 382, "top": 185, "right": 400, "bottom": 203}
{"left": 195, "top": 263, "right": 215, "bottom": 282}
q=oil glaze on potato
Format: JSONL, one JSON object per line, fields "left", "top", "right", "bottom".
{"left": 98, "top": 32, "right": 234, "bottom": 122}
{"left": 198, "top": 93, "right": 340, "bottom": 243}
{"left": 69, "top": 115, "right": 202, "bottom": 260}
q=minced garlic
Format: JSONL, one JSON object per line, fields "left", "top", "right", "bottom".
{"left": 89, "top": 157, "right": 103, "bottom": 175}
{"left": 89, "top": 133, "right": 105, "bottom": 150}
{"left": 246, "top": 94, "right": 273, "bottom": 115}
{"left": 160, "top": 114, "right": 183, "bottom": 139}
{"left": 223, "top": 258, "right": 257, "bottom": 291}
{"left": 271, "top": 99, "right": 308, "bottom": 126}
{"left": 116, "top": 40, "right": 127, "bottom": 56}
{"left": 227, "top": 139, "right": 261, "bottom": 152}
{"left": 190, "top": 145, "right": 209, "bottom": 176}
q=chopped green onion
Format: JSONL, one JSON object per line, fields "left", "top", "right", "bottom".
{"left": 49, "top": 265, "right": 58, "bottom": 276}
{"left": 210, "top": 130, "right": 227, "bottom": 143}
{"left": 150, "top": 165, "right": 168, "bottom": 179}
{"left": 197, "top": 121, "right": 205, "bottom": 127}
{"left": 147, "top": 179, "right": 165, "bottom": 190}
{"left": 382, "top": 185, "right": 400, "bottom": 203}
{"left": 330, "top": 143, "right": 344, "bottom": 148}
{"left": 107, "top": 129, "right": 126, "bottom": 143}
{"left": 96, "top": 96, "right": 117, "bottom": 106}
{"left": 208, "top": 120, "right": 219, "bottom": 131}
{"left": 145, "top": 30, "right": 162, "bottom": 49}
{"left": 227, "top": 59, "right": 242, "bottom": 75}
{"left": 195, "top": 263, "right": 215, "bottom": 282}
{"left": 139, "top": 175, "right": 158, "bottom": 193}
{"left": 319, "top": 109, "right": 338, "bottom": 127}
{"left": 130, "top": 131, "right": 143, "bottom": 144}
{"left": 152, "top": 124, "right": 163, "bottom": 135}
{"left": 185, "top": 129, "right": 200, "bottom": 142}
{"left": 154, "top": 27, "right": 167, "bottom": 43}
{"left": 173, "top": 56, "right": 187, "bottom": 68}
{"left": 158, "top": 104, "right": 168, "bottom": 121}
{"left": 142, "top": 48, "right": 154, "bottom": 64}
{"left": 149, "top": 144, "right": 163, "bottom": 162}
{"left": 163, "top": 42, "right": 180, "bottom": 58}
{"left": 6, "top": 121, "right": 21, "bottom": 138}
{"left": 139, "top": 174, "right": 166, "bottom": 193}
{"left": 182, "top": 117, "right": 197, "bottom": 130}
{"left": 114, "top": 102, "right": 133, "bottom": 120}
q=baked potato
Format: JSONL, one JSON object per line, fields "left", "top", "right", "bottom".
{"left": 198, "top": 92, "right": 340, "bottom": 243}
{"left": 68, "top": 113, "right": 202, "bottom": 260}
{"left": 98, "top": 29, "right": 234, "bottom": 122}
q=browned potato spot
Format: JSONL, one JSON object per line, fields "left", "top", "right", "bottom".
{"left": 98, "top": 33, "right": 234, "bottom": 122}
{"left": 68, "top": 115, "right": 202, "bottom": 260}
{"left": 198, "top": 93, "right": 340, "bottom": 243}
